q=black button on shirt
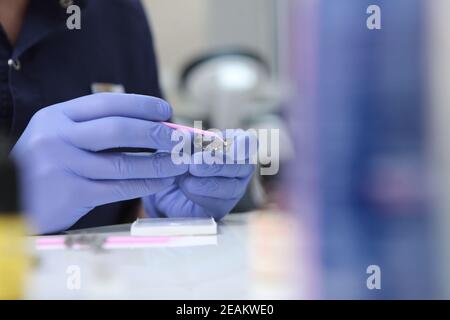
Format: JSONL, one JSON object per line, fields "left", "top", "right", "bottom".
{"left": 0, "top": 26, "right": 13, "bottom": 136}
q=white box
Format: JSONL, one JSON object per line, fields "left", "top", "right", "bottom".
{"left": 130, "top": 217, "right": 217, "bottom": 236}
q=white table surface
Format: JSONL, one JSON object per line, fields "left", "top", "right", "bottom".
{"left": 26, "top": 213, "right": 260, "bottom": 299}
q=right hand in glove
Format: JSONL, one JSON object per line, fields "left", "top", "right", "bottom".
{"left": 11, "top": 93, "right": 187, "bottom": 234}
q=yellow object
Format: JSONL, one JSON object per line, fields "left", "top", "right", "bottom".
{"left": 0, "top": 215, "right": 28, "bottom": 300}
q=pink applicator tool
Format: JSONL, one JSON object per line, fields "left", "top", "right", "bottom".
{"left": 162, "top": 122, "right": 224, "bottom": 142}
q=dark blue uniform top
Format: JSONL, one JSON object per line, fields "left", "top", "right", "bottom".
{"left": 0, "top": 0, "right": 163, "bottom": 229}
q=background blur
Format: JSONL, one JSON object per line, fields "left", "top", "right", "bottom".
{"left": 139, "top": 0, "right": 450, "bottom": 299}
{"left": 143, "top": 0, "right": 281, "bottom": 112}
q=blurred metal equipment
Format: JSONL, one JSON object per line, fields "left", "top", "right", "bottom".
{"left": 179, "top": 49, "right": 294, "bottom": 167}
{"left": 64, "top": 234, "right": 106, "bottom": 252}
{"left": 180, "top": 50, "right": 283, "bottom": 129}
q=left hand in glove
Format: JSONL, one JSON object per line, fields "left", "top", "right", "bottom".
{"left": 143, "top": 130, "right": 256, "bottom": 220}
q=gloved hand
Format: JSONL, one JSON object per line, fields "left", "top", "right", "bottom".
{"left": 11, "top": 93, "right": 187, "bottom": 234}
{"left": 143, "top": 130, "right": 256, "bottom": 220}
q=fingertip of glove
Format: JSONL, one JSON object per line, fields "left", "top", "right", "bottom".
{"left": 155, "top": 99, "right": 172, "bottom": 120}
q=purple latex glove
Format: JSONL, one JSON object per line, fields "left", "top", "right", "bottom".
{"left": 143, "top": 130, "right": 256, "bottom": 220}
{"left": 11, "top": 93, "right": 188, "bottom": 234}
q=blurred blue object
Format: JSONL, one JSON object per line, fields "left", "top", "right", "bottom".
{"left": 286, "top": 0, "right": 439, "bottom": 298}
